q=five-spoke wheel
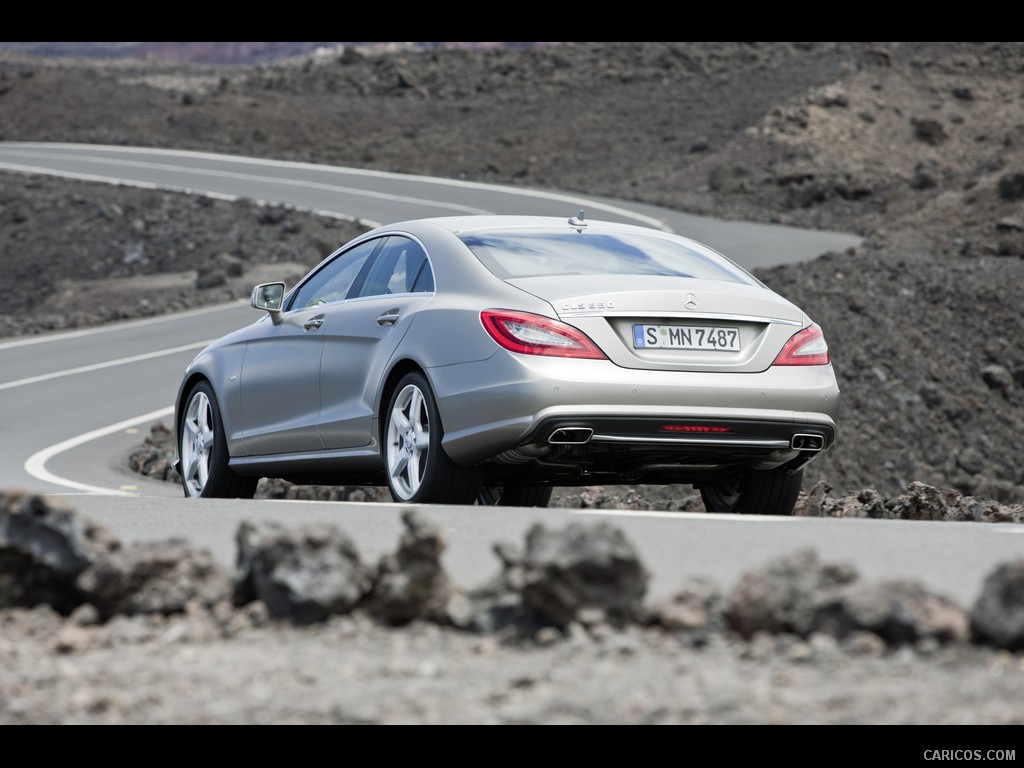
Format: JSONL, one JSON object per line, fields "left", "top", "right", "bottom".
{"left": 384, "top": 372, "right": 479, "bottom": 504}
{"left": 178, "top": 380, "right": 257, "bottom": 499}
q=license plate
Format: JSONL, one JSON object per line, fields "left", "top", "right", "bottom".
{"left": 633, "top": 324, "right": 741, "bottom": 351}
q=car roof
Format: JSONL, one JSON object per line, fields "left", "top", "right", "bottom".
{"left": 376, "top": 213, "right": 674, "bottom": 238}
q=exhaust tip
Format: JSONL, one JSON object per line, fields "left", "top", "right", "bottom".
{"left": 549, "top": 427, "right": 594, "bottom": 445}
{"left": 791, "top": 433, "right": 824, "bottom": 451}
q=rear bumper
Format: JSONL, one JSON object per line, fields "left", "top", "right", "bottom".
{"left": 532, "top": 415, "right": 835, "bottom": 452}
{"left": 430, "top": 353, "right": 840, "bottom": 466}
{"left": 477, "top": 414, "right": 836, "bottom": 486}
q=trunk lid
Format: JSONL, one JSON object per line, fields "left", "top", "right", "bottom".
{"left": 507, "top": 275, "right": 806, "bottom": 373}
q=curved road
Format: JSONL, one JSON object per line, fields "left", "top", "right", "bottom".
{"left": 1, "top": 142, "right": 1021, "bottom": 607}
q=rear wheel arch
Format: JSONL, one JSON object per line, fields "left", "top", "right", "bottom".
{"left": 383, "top": 369, "right": 480, "bottom": 504}
{"left": 377, "top": 360, "right": 428, "bottom": 449}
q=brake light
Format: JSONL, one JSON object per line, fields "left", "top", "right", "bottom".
{"left": 661, "top": 425, "right": 734, "bottom": 433}
{"left": 772, "top": 323, "right": 830, "bottom": 366}
{"left": 481, "top": 310, "right": 607, "bottom": 359}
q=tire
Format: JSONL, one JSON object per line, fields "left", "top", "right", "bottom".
{"left": 478, "top": 484, "right": 553, "bottom": 507}
{"left": 178, "top": 380, "right": 257, "bottom": 499}
{"left": 699, "top": 468, "right": 803, "bottom": 516}
{"left": 384, "top": 371, "right": 480, "bottom": 504}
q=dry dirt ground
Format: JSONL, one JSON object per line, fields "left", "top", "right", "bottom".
{"left": 2, "top": 42, "right": 1024, "bottom": 727}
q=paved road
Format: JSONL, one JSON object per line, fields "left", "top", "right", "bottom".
{"left": 0, "top": 141, "right": 864, "bottom": 498}
{"left": 0, "top": 142, "right": 861, "bottom": 268}
{"left": 3, "top": 142, "right": 1020, "bottom": 609}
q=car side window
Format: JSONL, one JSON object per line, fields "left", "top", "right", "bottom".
{"left": 289, "top": 238, "right": 381, "bottom": 309}
{"left": 356, "top": 236, "right": 434, "bottom": 298}
{"left": 409, "top": 250, "right": 435, "bottom": 292}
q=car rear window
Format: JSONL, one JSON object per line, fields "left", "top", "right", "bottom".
{"left": 458, "top": 229, "right": 757, "bottom": 284}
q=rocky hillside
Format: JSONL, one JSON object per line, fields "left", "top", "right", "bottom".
{"left": 0, "top": 42, "right": 550, "bottom": 64}
{"left": 3, "top": 40, "right": 1024, "bottom": 728}
{"left": 2, "top": 41, "right": 1024, "bottom": 506}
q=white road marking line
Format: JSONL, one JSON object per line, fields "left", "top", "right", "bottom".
{"left": 0, "top": 300, "right": 247, "bottom": 350}
{"left": 0, "top": 158, "right": 494, "bottom": 215}
{"left": 0, "top": 341, "right": 214, "bottom": 391}
{"left": 24, "top": 406, "right": 174, "bottom": 495}
{"left": 0, "top": 142, "right": 671, "bottom": 229}
{"left": 0, "top": 163, "right": 381, "bottom": 227}
{"left": 571, "top": 508, "right": 798, "bottom": 521}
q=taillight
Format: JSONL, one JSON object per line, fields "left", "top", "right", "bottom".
{"left": 481, "top": 310, "right": 607, "bottom": 359}
{"left": 772, "top": 323, "right": 830, "bottom": 366}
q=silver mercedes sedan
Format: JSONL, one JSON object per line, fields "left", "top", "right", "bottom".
{"left": 174, "top": 212, "right": 840, "bottom": 515}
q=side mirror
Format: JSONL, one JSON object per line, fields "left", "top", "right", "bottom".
{"left": 251, "top": 282, "right": 286, "bottom": 325}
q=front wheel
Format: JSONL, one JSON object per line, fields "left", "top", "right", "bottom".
{"left": 699, "top": 468, "right": 803, "bottom": 516}
{"left": 178, "top": 380, "right": 257, "bottom": 499}
{"left": 384, "top": 371, "right": 480, "bottom": 504}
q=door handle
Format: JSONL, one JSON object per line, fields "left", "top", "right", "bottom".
{"left": 377, "top": 309, "right": 400, "bottom": 326}
{"left": 304, "top": 315, "right": 325, "bottom": 331}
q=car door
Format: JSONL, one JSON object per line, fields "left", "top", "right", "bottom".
{"left": 317, "top": 235, "right": 436, "bottom": 450}
{"left": 238, "top": 238, "right": 381, "bottom": 455}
